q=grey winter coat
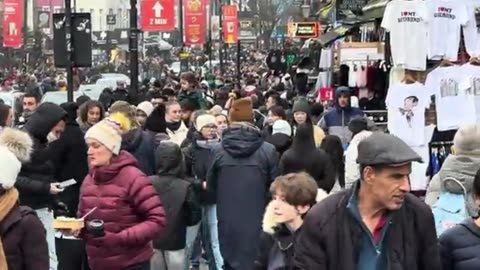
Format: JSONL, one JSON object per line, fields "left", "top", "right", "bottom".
{"left": 425, "top": 155, "right": 480, "bottom": 217}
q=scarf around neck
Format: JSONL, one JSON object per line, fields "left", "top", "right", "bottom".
{"left": 0, "top": 188, "right": 19, "bottom": 269}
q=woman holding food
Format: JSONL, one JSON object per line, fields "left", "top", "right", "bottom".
{"left": 75, "top": 112, "right": 166, "bottom": 270}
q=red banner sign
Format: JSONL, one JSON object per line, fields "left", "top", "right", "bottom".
{"left": 183, "top": 0, "right": 206, "bottom": 46}
{"left": 223, "top": 5, "right": 238, "bottom": 44}
{"left": 141, "top": 0, "right": 175, "bottom": 32}
{"left": 3, "top": 0, "right": 24, "bottom": 48}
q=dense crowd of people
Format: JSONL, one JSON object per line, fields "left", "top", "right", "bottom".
{"left": 0, "top": 64, "right": 479, "bottom": 270}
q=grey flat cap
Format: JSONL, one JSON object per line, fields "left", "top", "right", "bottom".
{"left": 357, "top": 133, "right": 422, "bottom": 166}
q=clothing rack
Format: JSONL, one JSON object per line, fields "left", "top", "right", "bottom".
{"left": 428, "top": 140, "right": 454, "bottom": 177}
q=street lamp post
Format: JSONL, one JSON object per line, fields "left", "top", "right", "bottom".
{"left": 301, "top": 2, "right": 311, "bottom": 19}
{"left": 65, "top": 0, "right": 74, "bottom": 102}
{"left": 129, "top": 0, "right": 139, "bottom": 98}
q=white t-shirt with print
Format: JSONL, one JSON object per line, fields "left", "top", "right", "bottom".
{"left": 459, "top": 63, "right": 480, "bottom": 123}
{"left": 386, "top": 82, "right": 431, "bottom": 147}
{"left": 426, "top": 0, "right": 469, "bottom": 61}
{"left": 381, "top": 0, "right": 428, "bottom": 71}
{"left": 425, "top": 65, "right": 476, "bottom": 131}
{"left": 463, "top": 0, "right": 480, "bottom": 57}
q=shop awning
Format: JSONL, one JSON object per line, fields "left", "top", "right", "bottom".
{"left": 318, "top": 24, "right": 358, "bottom": 46}
{"left": 361, "top": 0, "right": 389, "bottom": 19}
{"left": 316, "top": 0, "right": 388, "bottom": 23}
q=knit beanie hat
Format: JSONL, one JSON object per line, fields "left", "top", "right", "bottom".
{"left": 110, "top": 101, "right": 137, "bottom": 128}
{"left": 272, "top": 120, "right": 292, "bottom": 137}
{"left": 137, "top": 101, "right": 154, "bottom": 117}
{"left": 292, "top": 98, "right": 311, "bottom": 114}
{"left": 85, "top": 112, "right": 131, "bottom": 155}
{"left": 195, "top": 114, "right": 216, "bottom": 132}
{"left": 229, "top": 98, "right": 254, "bottom": 123}
{"left": 0, "top": 128, "right": 33, "bottom": 189}
{"left": 453, "top": 124, "right": 480, "bottom": 156}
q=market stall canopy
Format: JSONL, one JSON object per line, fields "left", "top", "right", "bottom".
{"left": 318, "top": 24, "right": 359, "bottom": 46}
{"left": 316, "top": 0, "right": 388, "bottom": 23}
{"left": 143, "top": 35, "right": 173, "bottom": 51}
{"left": 361, "top": 0, "right": 389, "bottom": 19}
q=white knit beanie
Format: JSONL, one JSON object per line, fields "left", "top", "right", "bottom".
{"left": 453, "top": 124, "right": 480, "bottom": 156}
{"left": 137, "top": 101, "right": 155, "bottom": 117}
{"left": 0, "top": 128, "right": 33, "bottom": 189}
{"left": 85, "top": 115, "right": 127, "bottom": 155}
{"left": 195, "top": 114, "right": 216, "bottom": 132}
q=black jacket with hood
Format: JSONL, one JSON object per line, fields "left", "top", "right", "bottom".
{"left": 17, "top": 102, "right": 67, "bottom": 209}
{"left": 207, "top": 122, "right": 279, "bottom": 270}
{"left": 150, "top": 142, "right": 201, "bottom": 251}
{"left": 280, "top": 124, "right": 335, "bottom": 193}
{"left": 183, "top": 132, "right": 221, "bottom": 205}
{"left": 49, "top": 102, "right": 89, "bottom": 217}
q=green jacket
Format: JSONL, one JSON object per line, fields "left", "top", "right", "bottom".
{"left": 177, "top": 90, "right": 208, "bottom": 110}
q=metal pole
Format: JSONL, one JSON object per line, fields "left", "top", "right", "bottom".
{"left": 179, "top": 0, "right": 184, "bottom": 47}
{"left": 23, "top": 0, "right": 28, "bottom": 73}
{"left": 208, "top": 1, "right": 212, "bottom": 71}
{"left": 65, "top": 0, "right": 74, "bottom": 102}
{"left": 236, "top": 0, "right": 241, "bottom": 83}
{"left": 218, "top": 0, "right": 224, "bottom": 75}
{"left": 129, "top": 0, "right": 139, "bottom": 98}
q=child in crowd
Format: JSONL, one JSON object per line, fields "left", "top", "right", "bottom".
{"left": 254, "top": 172, "right": 327, "bottom": 270}
{"left": 439, "top": 168, "right": 480, "bottom": 269}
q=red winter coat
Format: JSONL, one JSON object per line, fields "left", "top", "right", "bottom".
{"left": 78, "top": 151, "right": 166, "bottom": 270}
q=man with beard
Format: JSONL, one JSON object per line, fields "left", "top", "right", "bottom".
{"left": 294, "top": 133, "right": 441, "bottom": 270}
{"left": 207, "top": 98, "right": 279, "bottom": 270}
{"left": 17, "top": 92, "right": 41, "bottom": 127}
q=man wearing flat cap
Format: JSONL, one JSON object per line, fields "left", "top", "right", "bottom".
{"left": 294, "top": 133, "right": 441, "bottom": 270}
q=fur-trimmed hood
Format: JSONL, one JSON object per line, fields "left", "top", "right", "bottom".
{"left": 0, "top": 127, "right": 33, "bottom": 163}
{"left": 262, "top": 189, "right": 329, "bottom": 235}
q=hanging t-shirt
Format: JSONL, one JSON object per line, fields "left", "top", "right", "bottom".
{"left": 386, "top": 82, "right": 431, "bottom": 146}
{"left": 426, "top": 0, "right": 469, "bottom": 61}
{"left": 463, "top": 0, "right": 480, "bottom": 57}
{"left": 425, "top": 65, "right": 476, "bottom": 131}
{"left": 459, "top": 63, "right": 480, "bottom": 122}
{"left": 381, "top": 0, "right": 428, "bottom": 71}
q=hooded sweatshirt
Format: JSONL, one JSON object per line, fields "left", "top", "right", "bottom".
{"left": 426, "top": 155, "right": 480, "bottom": 217}
{"left": 318, "top": 87, "right": 364, "bottom": 145}
{"left": 280, "top": 124, "right": 336, "bottom": 193}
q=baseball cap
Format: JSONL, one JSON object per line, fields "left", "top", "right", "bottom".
{"left": 357, "top": 133, "right": 422, "bottom": 166}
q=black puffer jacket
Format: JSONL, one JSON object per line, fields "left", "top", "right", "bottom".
{"left": 280, "top": 124, "right": 335, "bottom": 193}
{"left": 207, "top": 122, "right": 279, "bottom": 270}
{"left": 183, "top": 132, "right": 220, "bottom": 205}
{"left": 439, "top": 219, "right": 480, "bottom": 270}
{"left": 150, "top": 142, "right": 201, "bottom": 251}
{"left": 294, "top": 187, "right": 441, "bottom": 270}
{"left": 17, "top": 102, "right": 67, "bottom": 209}
{"left": 50, "top": 102, "right": 88, "bottom": 217}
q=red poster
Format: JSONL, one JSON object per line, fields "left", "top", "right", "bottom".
{"left": 3, "top": 0, "right": 24, "bottom": 48}
{"left": 222, "top": 5, "right": 238, "bottom": 44}
{"left": 183, "top": 0, "right": 206, "bottom": 45}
